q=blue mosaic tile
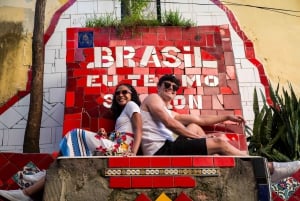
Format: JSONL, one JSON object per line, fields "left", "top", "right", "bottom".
{"left": 272, "top": 177, "right": 300, "bottom": 200}
{"left": 258, "top": 184, "right": 271, "bottom": 201}
{"left": 78, "top": 31, "right": 94, "bottom": 48}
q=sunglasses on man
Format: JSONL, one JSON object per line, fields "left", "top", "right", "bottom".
{"left": 163, "top": 82, "right": 179, "bottom": 92}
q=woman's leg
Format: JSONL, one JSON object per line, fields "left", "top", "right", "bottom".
{"left": 60, "top": 128, "right": 117, "bottom": 156}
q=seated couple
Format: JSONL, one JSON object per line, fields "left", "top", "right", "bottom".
{"left": 1, "top": 75, "right": 299, "bottom": 201}
{"left": 61, "top": 75, "right": 248, "bottom": 157}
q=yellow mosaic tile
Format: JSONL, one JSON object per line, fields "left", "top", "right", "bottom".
{"left": 155, "top": 192, "right": 172, "bottom": 201}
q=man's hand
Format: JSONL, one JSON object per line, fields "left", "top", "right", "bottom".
{"left": 227, "top": 115, "right": 246, "bottom": 125}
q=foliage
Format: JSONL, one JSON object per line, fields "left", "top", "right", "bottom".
{"left": 85, "top": 2, "right": 195, "bottom": 28}
{"left": 161, "top": 10, "right": 195, "bottom": 27}
{"left": 121, "top": 0, "right": 149, "bottom": 19}
{"left": 247, "top": 82, "right": 300, "bottom": 162}
{"left": 85, "top": 14, "right": 119, "bottom": 27}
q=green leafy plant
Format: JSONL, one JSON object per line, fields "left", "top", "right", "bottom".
{"left": 247, "top": 82, "right": 300, "bottom": 162}
{"left": 161, "top": 10, "right": 195, "bottom": 27}
{"left": 85, "top": 14, "right": 119, "bottom": 27}
{"left": 121, "top": 0, "right": 149, "bottom": 19}
{"left": 85, "top": 1, "right": 195, "bottom": 29}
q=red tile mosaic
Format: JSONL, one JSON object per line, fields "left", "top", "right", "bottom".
{"left": 193, "top": 156, "right": 214, "bottom": 167}
{"left": 220, "top": 87, "right": 233, "bottom": 94}
{"left": 152, "top": 176, "right": 174, "bottom": 188}
{"left": 108, "top": 157, "right": 130, "bottom": 168}
{"left": 174, "top": 177, "right": 196, "bottom": 188}
{"left": 142, "top": 33, "right": 158, "bottom": 46}
{"left": 130, "top": 157, "right": 151, "bottom": 168}
{"left": 167, "top": 27, "right": 183, "bottom": 41}
{"left": 288, "top": 196, "right": 300, "bottom": 201}
{"left": 171, "top": 157, "right": 193, "bottom": 167}
{"left": 150, "top": 157, "right": 172, "bottom": 168}
{"left": 135, "top": 193, "right": 152, "bottom": 201}
{"left": 0, "top": 163, "right": 19, "bottom": 181}
{"left": 292, "top": 187, "right": 300, "bottom": 197}
{"left": 63, "top": 26, "right": 247, "bottom": 136}
{"left": 201, "top": 96, "right": 212, "bottom": 109}
{"left": 238, "top": 134, "right": 248, "bottom": 151}
{"left": 109, "top": 177, "right": 131, "bottom": 188}
{"left": 132, "top": 176, "right": 153, "bottom": 188}
{"left": 227, "top": 80, "right": 239, "bottom": 94}
{"left": 293, "top": 170, "right": 300, "bottom": 182}
{"left": 212, "top": 95, "right": 224, "bottom": 110}
{"left": 213, "top": 157, "right": 235, "bottom": 167}
{"left": 174, "top": 192, "right": 193, "bottom": 201}
{"left": 223, "top": 95, "right": 242, "bottom": 109}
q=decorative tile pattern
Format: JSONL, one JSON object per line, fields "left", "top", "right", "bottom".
{"left": 156, "top": 192, "right": 172, "bottom": 201}
{"left": 105, "top": 168, "right": 220, "bottom": 177}
{"left": 134, "top": 191, "right": 194, "bottom": 201}
{"left": 135, "top": 193, "right": 152, "bottom": 201}
{"left": 78, "top": 31, "right": 94, "bottom": 48}
{"left": 272, "top": 177, "right": 300, "bottom": 200}
{"left": 174, "top": 192, "right": 193, "bottom": 201}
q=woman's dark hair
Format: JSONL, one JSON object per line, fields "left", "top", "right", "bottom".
{"left": 157, "top": 74, "right": 181, "bottom": 87}
{"left": 111, "top": 83, "right": 141, "bottom": 120}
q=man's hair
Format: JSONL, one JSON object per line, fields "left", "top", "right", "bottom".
{"left": 158, "top": 74, "right": 181, "bottom": 87}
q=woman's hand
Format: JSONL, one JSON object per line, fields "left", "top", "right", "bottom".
{"left": 123, "top": 151, "right": 136, "bottom": 156}
{"left": 97, "top": 128, "right": 108, "bottom": 138}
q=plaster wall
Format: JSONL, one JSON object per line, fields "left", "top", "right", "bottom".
{"left": 226, "top": 0, "right": 300, "bottom": 95}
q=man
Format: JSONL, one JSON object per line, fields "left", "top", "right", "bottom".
{"left": 140, "top": 74, "right": 300, "bottom": 183}
{"left": 140, "top": 74, "right": 248, "bottom": 156}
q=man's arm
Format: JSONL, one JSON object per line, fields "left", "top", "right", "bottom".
{"left": 174, "top": 113, "right": 245, "bottom": 126}
{"left": 143, "top": 94, "right": 202, "bottom": 139}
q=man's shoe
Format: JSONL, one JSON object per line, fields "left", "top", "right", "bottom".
{"left": 22, "top": 170, "right": 46, "bottom": 183}
{"left": 271, "top": 161, "right": 300, "bottom": 183}
{"left": 0, "top": 189, "right": 32, "bottom": 201}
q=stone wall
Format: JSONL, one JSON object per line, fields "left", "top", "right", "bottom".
{"left": 43, "top": 156, "right": 271, "bottom": 201}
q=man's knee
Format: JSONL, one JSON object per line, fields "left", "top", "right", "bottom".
{"left": 186, "top": 123, "right": 205, "bottom": 136}
{"left": 211, "top": 136, "right": 227, "bottom": 145}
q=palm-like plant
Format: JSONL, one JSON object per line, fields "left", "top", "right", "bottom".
{"left": 247, "top": 83, "right": 300, "bottom": 162}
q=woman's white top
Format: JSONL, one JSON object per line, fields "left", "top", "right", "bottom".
{"left": 115, "top": 101, "right": 140, "bottom": 134}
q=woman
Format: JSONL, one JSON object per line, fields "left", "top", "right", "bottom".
{"left": 60, "top": 83, "right": 143, "bottom": 156}
{"left": 0, "top": 83, "right": 143, "bottom": 201}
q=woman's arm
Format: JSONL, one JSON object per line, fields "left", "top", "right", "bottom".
{"left": 130, "top": 112, "right": 143, "bottom": 155}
